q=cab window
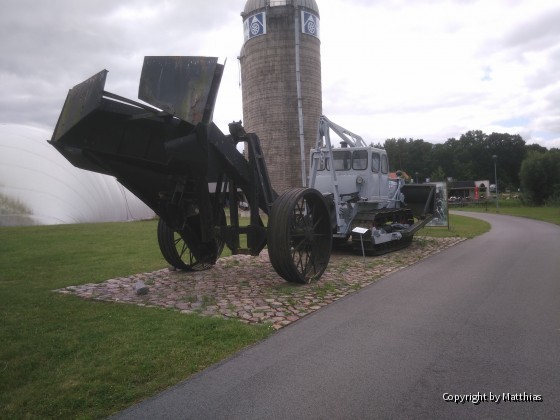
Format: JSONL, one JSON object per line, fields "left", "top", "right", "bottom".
{"left": 371, "top": 152, "right": 380, "bottom": 173}
{"left": 352, "top": 150, "right": 368, "bottom": 170}
{"left": 381, "top": 154, "right": 388, "bottom": 174}
{"left": 327, "top": 150, "right": 351, "bottom": 171}
{"left": 312, "top": 153, "right": 327, "bottom": 171}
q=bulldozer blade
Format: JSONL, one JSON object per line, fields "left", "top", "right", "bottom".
{"left": 138, "top": 56, "right": 224, "bottom": 125}
{"left": 401, "top": 184, "right": 436, "bottom": 219}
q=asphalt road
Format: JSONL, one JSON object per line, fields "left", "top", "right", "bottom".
{"left": 114, "top": 212, "right": 560, "bottom": 419}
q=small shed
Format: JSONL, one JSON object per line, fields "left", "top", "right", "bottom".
{"left": 448, "top": 180, "right": 489, "bottom": 202}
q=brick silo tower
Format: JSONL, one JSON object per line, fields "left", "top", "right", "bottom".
{"left": 240, "top": 0, "right": 322, "bottom": 193}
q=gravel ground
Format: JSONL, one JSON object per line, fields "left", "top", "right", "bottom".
{"left": 56, "top": 236, "right": 465, "bottom": 330}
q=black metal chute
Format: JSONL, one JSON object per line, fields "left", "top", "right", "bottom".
{"left": 50, "top": 70, "right": 108, "bottom": 144}
{"left": 138, "top": 56, "right": 224, "bottom": 125}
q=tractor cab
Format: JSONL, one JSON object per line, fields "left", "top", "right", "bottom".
{"left": 311, "top": 146, "right": 390, "bottom": 205}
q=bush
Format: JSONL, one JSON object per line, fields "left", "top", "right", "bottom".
{"left": 519, "top": 150, "right": 560, "bottom": 205}
{"left": 545, "top": 184, "right": 560, "bottom": 206}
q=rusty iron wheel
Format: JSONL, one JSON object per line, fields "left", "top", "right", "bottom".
{"left": 157, "top": 209, "right": 225, "bottom": 271}
{"left": 268, "top": 188, "right": 332, "bottom": 283}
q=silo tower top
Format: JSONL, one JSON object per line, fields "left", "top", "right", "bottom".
{"left": 242, "top": 0, "right": 319, "bottom": 17}
{"left": 241, "top": 0, "right": 321, "bottom": 42}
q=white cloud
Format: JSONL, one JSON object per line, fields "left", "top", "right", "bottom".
{"left": 0, "top": 0, "right": 558, "bottom": 149}
{"left": 319, "top": 0, "right": 560, "bottom": 147}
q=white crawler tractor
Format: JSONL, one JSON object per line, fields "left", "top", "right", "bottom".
{"left": 309, "top": 116, "right": 436, "bottom": 255}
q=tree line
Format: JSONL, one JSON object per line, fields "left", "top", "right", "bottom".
{"left": 374, "top": 130, "right": 560, "bottom": 205}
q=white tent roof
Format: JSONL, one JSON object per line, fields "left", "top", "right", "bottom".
{"left": 0, "top": 124, "right": 154, "bottom": 225}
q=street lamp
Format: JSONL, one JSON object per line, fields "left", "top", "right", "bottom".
{"left": 492, "top": 155, "right": 499, "bottom": 212}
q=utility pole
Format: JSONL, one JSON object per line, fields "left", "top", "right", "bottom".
{"left": 492, "top": 155, "right": 499, "bottom": 212}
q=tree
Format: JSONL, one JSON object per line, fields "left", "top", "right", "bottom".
{"left": 384, "top": 138, "right": 407, "bottom": 171}
{"left": 430, "top": 166, "right": 446, "bottom": 182}
{"left": 408, "top": 139, "right": 434, "bottom": 179}
{"left": 0, "top": 192, "right": 35, "bottom": 226}
{"left": 379, "top": 130, "right": 531, "bottom": 189}
{"left": 383, "top": 138, "right": 434, "bottom": 178}
{"left": 431, "top": 142, "right": 455, "bottom": 180}
{"left": 519, "top": 150, "right": 560, "bottom": 205}
{"left": 526, "top": 143, "right": 547, "bottom": 154}
{"left": 486, "top": 132, "right": 526, "bottom": 190}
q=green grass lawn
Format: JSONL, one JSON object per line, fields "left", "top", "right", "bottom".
{"left": 451, "top": 200, "right": 560, "bottom": 225}
{"left": 0, "top": 210, "right": 513, "bottom": 418}
{"left": 418, "top": 213, "right": 491, "bottom": 238}
{"left": 0, "top": 220, "right": 272, "bottom": 419}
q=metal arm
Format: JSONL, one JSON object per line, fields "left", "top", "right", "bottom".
{"left": 316, "top": 115, "right": 367, "bottom": 148}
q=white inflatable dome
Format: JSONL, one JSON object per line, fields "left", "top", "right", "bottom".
{"left": 0, "top": 124, "right": 155, "bottom": 226}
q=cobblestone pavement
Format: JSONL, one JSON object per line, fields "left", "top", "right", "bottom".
{"left": 56, "top": 237, "right": 465, "bottom": 330}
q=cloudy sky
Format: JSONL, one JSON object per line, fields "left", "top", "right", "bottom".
{"left": 1, "top": 0, "right": 559, "bottom": 149}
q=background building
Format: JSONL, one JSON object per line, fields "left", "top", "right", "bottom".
{"left": 240, "top": 0, "right": 322, "bottom": 193}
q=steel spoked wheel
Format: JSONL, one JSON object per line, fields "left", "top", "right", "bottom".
{"left": 268, "top": 188, "right": 332, "bottom": 283}
{"left": 157, "top": 210, "right": 225, "bottom": 271}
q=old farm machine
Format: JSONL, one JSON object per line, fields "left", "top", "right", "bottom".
{"left": 50, "top": 56, "right": 436, "bottom": 283}
{"left": 49, "top": 56, "right": 332, "bottom": 284}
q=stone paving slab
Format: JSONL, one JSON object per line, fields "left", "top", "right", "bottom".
{"left": 56, "top": 237, "right": 465, "bottom": 330}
